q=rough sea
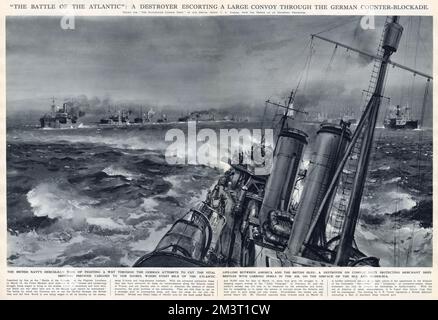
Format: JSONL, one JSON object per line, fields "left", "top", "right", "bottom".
{"left": 6, "top": 121, "right": 433, "bottom": 267}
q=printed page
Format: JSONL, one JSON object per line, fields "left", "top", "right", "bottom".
{"left": 0, "top": 0, "right": 436, "bottom": 300}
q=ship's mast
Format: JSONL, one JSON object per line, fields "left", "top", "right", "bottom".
{"left": 285, "top": 16, "right": 405, "bottom": 266}
{"left": 51, "top": 97, "right": 56, "bottom": 114}
{"left": 334, "top": 16, "right": 403, "bottom": 265}
{"left": 281, "top": 90, "right": 295, "bottom": 130}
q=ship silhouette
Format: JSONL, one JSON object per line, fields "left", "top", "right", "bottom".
{"left": 40, "top": 98, "right": 80, "bottom": 128}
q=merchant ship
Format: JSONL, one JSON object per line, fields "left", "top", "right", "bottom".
{"left": 40, "top": 98, "right": 79, "bottom": 128}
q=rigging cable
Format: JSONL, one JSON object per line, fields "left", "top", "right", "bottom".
{"left": 409, "top": 17, "right": 422, "bottom": 113}
{"left": 284, "top": 40, "right": 313, "bottom": 126}
{"left": 269, "top": 38, "right": 314, "bottom": 129}
{"left": 314, "top": 16, "right": 362, "bottom": 36}
{"left": 332, "top": 46, "right": 353, "bottom": 115}
{"left": 300, "top": 38, "right": 315, "bottom": 95}
{"left": 394, "top": 163, "right": 400, "bottom": 267}
{"left": 310, "top": 44, "right": 338, "bottom": 120}
{"left": 283, "top": 38, "right": 313, "bottom": 91}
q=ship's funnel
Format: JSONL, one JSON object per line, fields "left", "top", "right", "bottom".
{"left": 259, "top": 128, "right": 308, "bottom": 228}
{"left": 287, "top": 123, "right": 351, "bottom": 256}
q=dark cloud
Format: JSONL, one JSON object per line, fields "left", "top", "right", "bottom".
{"left": 6, "top": 16, "right": 432, "bottom": 123}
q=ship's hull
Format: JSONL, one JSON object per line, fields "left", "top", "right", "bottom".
{"left": 384, "top": 118, "right": 418, "bottom": 129}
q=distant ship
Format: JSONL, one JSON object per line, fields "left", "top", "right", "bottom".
{"left": 40, "top": 98, "right": 79, "bottom": 128}
{"left": 100, "top": 109, "right": 130, "bottom": 124}
{"left": 384, "top": 105, "right": 418, "bottom": 129}
{"left": 341, "top": 106, "right": 357, "bottom": 124}
{"left": 178, "top": 110, "right": 215, "bottom": 122}
{"left": 133, "top": 108, "right": 156, "bottom": 123}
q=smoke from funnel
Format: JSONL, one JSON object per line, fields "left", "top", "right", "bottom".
{"left": 64, "top": 94, "right": 114, "bottom": 117}
{"left": 352, "top": 20, "right": 378, "bottom": 66}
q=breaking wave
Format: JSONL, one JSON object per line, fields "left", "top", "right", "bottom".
{"left": 7, "top": 123, "right": 432, "bottom": 267}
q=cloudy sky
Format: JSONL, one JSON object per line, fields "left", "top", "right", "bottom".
{"left": 6, "top": 16, "right": 433, "bottom": 118}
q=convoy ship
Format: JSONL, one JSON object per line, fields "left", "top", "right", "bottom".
{"left": 384, "top": 105, "right": 419, "bottom": 129}
{"left": 39, "top": 98, "right": 79, "bottom": 128}
{"left": 178, "top": 110, "right": 216, "bottom": 122}
{"left": 132, "top": 17, "right": 431, "bottom": 267}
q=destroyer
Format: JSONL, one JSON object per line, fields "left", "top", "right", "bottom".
{"left": 133, "top": 16, "right": 432, "bottom": 268}
{"left": 383, "top": 105, "right": 418, "bottom": 129}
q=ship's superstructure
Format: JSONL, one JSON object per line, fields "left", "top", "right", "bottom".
{"left": 178, "top": 110, "right": 216, "bottom": 122}
{"left": 133, "top": 16, "right": 432, "bottom": 268}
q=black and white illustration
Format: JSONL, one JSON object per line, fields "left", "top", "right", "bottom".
{"left": 6, "top": 16, "right": 432, "bottom": 267}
